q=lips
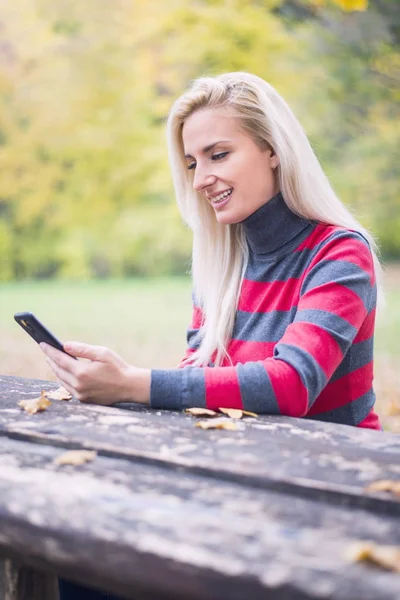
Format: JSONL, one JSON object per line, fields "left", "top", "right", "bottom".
{"left": 209, "top": 188, "right": 233, "bottom": 209}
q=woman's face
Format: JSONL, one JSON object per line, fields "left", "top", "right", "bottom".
{"left": 182, "top": 107, "right": 279, "bottom": 224}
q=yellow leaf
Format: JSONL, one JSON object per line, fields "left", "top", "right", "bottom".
{"left": 365, "top": 480, "right": 400, "bottom": 498}
{"left": 219, "top": 408, "right": 243, "bottom": 419}
{"left": 242, "top": 410, "right": 258, "bottom": 418}
{"left": 18, "top": 391, "right": 51, "bottom": 415}
{"left": 196, "top": 418, "right": 238, "bottom": 431}
{"left": 387, "top": 401, "right": 400, "bottom": 417}
{"left": 347, "top": 542, "right": 400, "bottom": 573}
{"left": 54, "top": 450, "right": 97, "bottom": 466}
{"left": 185, "top": 407, "right": 218, "bottom": 417}
{"left": 45, "top": 386, "right": 72, "bottom": 401}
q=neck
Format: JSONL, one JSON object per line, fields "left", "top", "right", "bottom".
{"left": 241, "top": 192, "right": 312, "bottom": 255}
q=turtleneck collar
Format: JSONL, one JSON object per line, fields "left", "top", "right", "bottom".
{"left": 241, "top": 192, "right": 312, "bottom": 256}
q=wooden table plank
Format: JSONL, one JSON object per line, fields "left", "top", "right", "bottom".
{"left": 0, "top": 434, "right": 399, "bottom": 600}
{"left": 1, "top": 375, "right": 399, "bottom": 516}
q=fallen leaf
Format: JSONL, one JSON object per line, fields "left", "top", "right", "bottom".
{"left": 54, "top": 450, "right": 97, "bottom": 466}
{"left": 387, "top": 401, "right": 400, "bottom": 417}
{"left": 347, "top": 541, "right": 400, "bottom": 573}
{"left": 219, "top": 408, "right": 243, "bottom": 419}
{"left": 18, "top": 391, "right": 51, "bottom": 415}
{"left": 365, "top": 480, "right": 400, "bottom": 497}
{"left": 242, "top": 410, "right": 258, "bottom": 418}
{"left": 185, "top": 407, "right": 217, "bottom": 417}
{"left": 196, "top": 417, "right": 238, "bottom": 431}
{"left": 45, "top": 386, "right": 72, "bottom": 401}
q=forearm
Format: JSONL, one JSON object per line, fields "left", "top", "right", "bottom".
{"left": 150, "top": 361, "right": 301, "bottom": 415}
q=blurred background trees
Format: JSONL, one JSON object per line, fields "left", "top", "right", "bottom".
{"left": 0, "top": 0, "right": 399, "bottom": 280}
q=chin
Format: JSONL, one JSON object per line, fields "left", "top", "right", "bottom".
{"left": 215, "top": 211, "right": 246, "bottom": 226}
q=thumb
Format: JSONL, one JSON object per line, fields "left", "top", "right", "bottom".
{"left": 63, "top": 342, "right": 110, "bottom": 362}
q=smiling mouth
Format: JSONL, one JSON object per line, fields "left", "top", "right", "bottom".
{"left": 210, "top": 188, "right": 233, "bottom": 204}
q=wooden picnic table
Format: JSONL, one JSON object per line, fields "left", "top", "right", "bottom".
{"left": 0, "top": 374, "right": 399, "bottom": 600}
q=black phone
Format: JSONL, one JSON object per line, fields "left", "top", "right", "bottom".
{"left": 14, "top": 312, "right": 77, "bottom": 359}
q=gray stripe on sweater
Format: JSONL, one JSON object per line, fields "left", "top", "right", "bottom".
{"left": 330, "top": 337, "right": 374, "bottom": 382}
{"left": 294, "top": 309, "right": 358, "bottom": 352}
{"left": 301, "top": 259, "right": 375, "bottom": 311}
{"left": 306, "top": 389, "right": 376, "bottom": 426}
{"left": 245, "top": 248, "right": 313, "bottom": 282}
{"left": 233, "top": 308, "right": 296, "bottom": 342}
{"left": 236, "top": 362, "right": 280, "bottom": 414}
{"left": 273, "top": 342, "right": 327, "bottom": 406}
{"left": 151, "top": 367, "right": 207, "bottom": 410}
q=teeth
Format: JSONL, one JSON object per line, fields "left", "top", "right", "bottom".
{"left": 212, "top": 189, "right": 232, "bottom": 203}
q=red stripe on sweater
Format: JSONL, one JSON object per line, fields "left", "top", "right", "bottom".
{"left": 353, "top": 309, "right": 375, "bottom": 343}
{"left": 192, "top": 306, "right": 204, "bottom": 328}
{"left": 300, "top": 282, "right": 368, "bottom": 329}
{"left": 296, "top": 224, "right": 339, "bottom": 252}
{"left": 307, "top": 362, "right": 373, "bottom": 416}
{"left": 238, "top": 279, "right": 300, "bottom": 313}
{"left": 281, "top": 322, "right": 343, "bottom": 378}
{"left": 226, "top": 339, "right": 276, "bottom": 364}
{"left": 357, "top": 410, "right": 381, "bottom": 430}
{"left": 205, "top": 367, "right": 243, "bottom": 410}
{"left": 266, "top": 359, "right": 309, "bottom": 417}
{"left": 297, "top": 226, "right": 375, "bottom": 284}
{"left": 308, "top": 236, "right": 376, "bottom": 287}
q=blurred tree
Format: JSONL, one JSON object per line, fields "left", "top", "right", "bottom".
{"left": 0, "top": 0, "right": 398, "bottom": 279}
{"left": 278, "top": 0, "right": 399, "bottom": 257}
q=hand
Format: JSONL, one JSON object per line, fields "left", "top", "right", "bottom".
{"left": 40, "top": 342, "right": 150, "bottom": 406}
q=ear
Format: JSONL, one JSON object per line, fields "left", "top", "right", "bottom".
{"left": 269, "top": 148, "right": 280, "bottom": 170}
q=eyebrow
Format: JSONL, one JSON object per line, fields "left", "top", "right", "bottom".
{"left": 184, "top": 140, "right": 231, "bottom": 159}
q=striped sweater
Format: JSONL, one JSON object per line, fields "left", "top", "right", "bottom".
{"left": 151, "top": 193, "right": 381, "bottom": 430}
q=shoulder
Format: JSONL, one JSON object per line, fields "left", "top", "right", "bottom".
{"left": 299, "top": 223, "right": 371, "bottom": 253}
{"left": 299, "top": 224, "right": 375, "bottom": 281}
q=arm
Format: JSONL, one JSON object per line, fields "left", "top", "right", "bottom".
{"left": 151, "top": 231, "right": 377, "bottom": 416}
{"left": 39, "top": 293, "right": 204, "bottom": 405}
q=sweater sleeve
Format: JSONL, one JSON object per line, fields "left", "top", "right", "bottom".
{"left": 151, "top": 231, "right": 377, "bottom": 415}
{"left": 177, "top": 296, "right": 204, "bottom": 367}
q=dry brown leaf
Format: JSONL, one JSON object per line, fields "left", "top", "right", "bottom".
{"left": 196, "top": 417, "right": 238, "bottom": 431}
{"left": 347, "top": 542, "right": 400, "bottom": 573}
{"left": 185, "top": 407, "right": 217, "bottom": 417}
{"left": 18, "top": 391, "right": 51, "bottom": 415}
{"left": 219, "top": 407, "right": 243, "bottom": 419}
{"left": 387, "top": 401, "right": 400, "bottom": 417}
{"left": 242, "top": 410, "right": 258, "bottom": 418}
{"left": 54, "top": 450, "right": 97, "bottom": 466}
{"left": 45, "top": 386, "right": 72, "bottom": 401}
{"left": 365, "top": 480, "right": 400, "bottom": 497}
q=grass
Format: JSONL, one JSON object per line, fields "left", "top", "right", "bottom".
{"left": 1, "top": 266, "right": 399, "bottom": 431}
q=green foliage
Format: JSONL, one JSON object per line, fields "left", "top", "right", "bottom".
{"left": 0, "top": 0, "right": 398, "bottom": 280}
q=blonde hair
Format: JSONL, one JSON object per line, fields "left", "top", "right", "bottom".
{"left": 167, "top": 72, "right": 383, "bottom": 367}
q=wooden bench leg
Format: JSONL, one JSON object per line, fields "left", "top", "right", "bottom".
{"left": 0, "top": 558, "right": 59, "bottom": 600}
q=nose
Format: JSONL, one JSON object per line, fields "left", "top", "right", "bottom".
{"left": 192, "top": 165, "right": 217, "bottom": 193}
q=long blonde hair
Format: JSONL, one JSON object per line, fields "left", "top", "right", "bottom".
{"left": 167, "top": 72, "right": 383, "bottom": 367}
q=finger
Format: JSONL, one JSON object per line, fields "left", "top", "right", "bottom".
{"left": 45, "top": 358, "right": 78, "bottom": 396}
{"left": 40, "top": 343, "right": 79, "bottom": 370}
{"left": 40, "top": 342, "right": 66, "bottom": 361}
{"left": 63, "top": 342, "right": 113, "bottom": 363}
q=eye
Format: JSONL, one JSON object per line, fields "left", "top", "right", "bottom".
{"left": 187, "top": 162, "right": 196, "bottom": 171}
{"left": 212, "top": 152, "right": 229, "bottom": 161}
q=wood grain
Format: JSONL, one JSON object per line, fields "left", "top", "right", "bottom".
{"left": 0, "top": 375, "right": 399, "bottom": 600}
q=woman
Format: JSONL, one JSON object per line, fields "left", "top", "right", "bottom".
{"left": 52, "top": 70, "right": 382, "bottom": 600}
{"left": 42, "top": 71, "right": 382, "bottom": 428}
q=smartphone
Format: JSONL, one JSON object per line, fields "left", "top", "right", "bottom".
{"left": 14, "top": 312, "right": 77, "bottom": 359}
